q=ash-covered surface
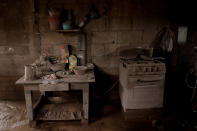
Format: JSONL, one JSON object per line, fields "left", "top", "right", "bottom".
{"left": 0, "top": 101, "right": 28, "bottom": 130}
{"left": 37, "top": 103, "right": 82, "bottom": 120}
{"left": 0, "top": 100, "right": 193, "bottom": 131}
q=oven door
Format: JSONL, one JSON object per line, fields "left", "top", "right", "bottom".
{"left": 127, "top": 75, "right": 165, "bottom": 108}
{"left": 128, "top": 75, "right": 165, "bottom": 87}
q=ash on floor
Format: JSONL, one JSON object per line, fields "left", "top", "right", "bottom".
{"left": 0, "top": 100, "right": 193, "bottom": 131}
{"left": 0, "top": 101, "right": 28, "bottom": 130}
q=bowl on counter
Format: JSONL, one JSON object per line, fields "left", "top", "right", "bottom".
{"left": 73, "top": 66, "right": 87, "bottom": 75}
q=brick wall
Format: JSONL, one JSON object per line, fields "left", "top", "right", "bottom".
{"left": 38, "top": 0, "right": 169, "bottom": 76}
{"left": 0, "top": 0, "right": 171, "bottom": 100}
{"left": 0, "top": 0, "right": 37, "bottom": 100}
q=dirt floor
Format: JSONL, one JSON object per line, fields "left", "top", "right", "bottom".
{"left": 1, "top": 99, "right": 196, "bottom": 131}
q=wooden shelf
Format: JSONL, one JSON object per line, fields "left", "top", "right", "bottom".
{"left": 56, "top": 29, "right": 81, "bottom": 33}
{"left": 36, "top": 103, "right": 82, "bottom": 120}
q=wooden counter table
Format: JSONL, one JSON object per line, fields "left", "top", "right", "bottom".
{"left": 16, "top": 71, "right": 95, "bottom": 126}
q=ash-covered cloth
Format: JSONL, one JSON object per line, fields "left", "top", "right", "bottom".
{"left": 159, "top": 27, "right": 175, "bottom": 52}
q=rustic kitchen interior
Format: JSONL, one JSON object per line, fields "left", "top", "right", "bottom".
{"left": 0, "top": 0, "right": 197, "bottom": 130}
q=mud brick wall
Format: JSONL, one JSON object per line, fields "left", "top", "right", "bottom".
{"left": 0, "top": 0, "right": 36, "bottom": 100}
{"left": 38, "top": 0, "right": 169, "bottom": 76}
{"left": 0, "top": 0, "right": 187, "bottom": 100}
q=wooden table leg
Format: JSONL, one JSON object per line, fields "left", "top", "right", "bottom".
{"left": 82, "top": 84, "right": 89, "bottom": 123}
{"left": 24, "top": 88, "right": 34, "bottom": 121}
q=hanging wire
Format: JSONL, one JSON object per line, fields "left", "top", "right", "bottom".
{"left": 185, "top": 68, "right": 197, "bottom": 102}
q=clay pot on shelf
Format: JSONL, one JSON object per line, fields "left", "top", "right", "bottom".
{"left": 48, "top": 16, "right": 60, "bottom": 31}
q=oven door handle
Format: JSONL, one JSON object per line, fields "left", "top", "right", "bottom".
{"left": 134, "top": 84, "right": 157, "bottom": 89}
{"left": 137, "top": 77, "right": 163, "bottom": 83}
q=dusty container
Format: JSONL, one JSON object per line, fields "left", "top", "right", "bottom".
{"left": 24, "top": 65, "right": 35, "bottom": 80}
{"left": 50, "top": 63, "right": 65, "bottom": 72}
{"left": 142, "top": 47, "right": 153, "bottom": 57}
{"left": 73, "top": 66, "right": 87, "bottom": 75}
{"left": 48, "top": 16, "right": 60, "bottom": 30}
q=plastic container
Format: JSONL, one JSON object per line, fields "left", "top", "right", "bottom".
{"left": 62, "top": 21, "right": 72, "bottom": 30}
